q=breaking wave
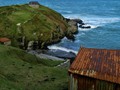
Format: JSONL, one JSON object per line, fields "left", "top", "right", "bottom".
{"left": 48, "top": 45, "right": 78, "bottom": 55}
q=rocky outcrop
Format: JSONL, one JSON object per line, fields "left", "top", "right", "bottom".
{"left": 44, "top": 49, "right": 76, "bottom": 59}
{"left": 66, "top": 18, "right": 91, "bottom": 29}
{"left": 67, "top": 20, "right": 78, "bottom": 34}
{"left": 66, "top": 18, "right": 84, "bottom": 25}
{"left": 65, "top": 18, "right": 84, "bottom": 40}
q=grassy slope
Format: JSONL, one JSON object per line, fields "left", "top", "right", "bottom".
{"left": 0, "top": 4, "right": 68, "bottom": 46}
{"left": 0, "top": 45, "right": 68, "bottom": 90}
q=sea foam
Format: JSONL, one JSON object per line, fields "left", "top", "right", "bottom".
{"left": 48, "top": 45, "right": 78, "bottom": 55}
{"left": 64, "top": 14, "right": 120, "bottom": 27}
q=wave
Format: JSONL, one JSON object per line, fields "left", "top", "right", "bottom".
{"left": 90, "top": 24, "right": 99, "bottom": 29}
{"left": 83, "top": 17, "right": 120, "bottom": 26}
{"left": 63, "top": 14, "right": 120, "bottom": 26}
{"left": 48, "top": 45, "right": 78, "bottom": 54}
{"left": 64, "top": 14, "right": 120, "bottom": 32}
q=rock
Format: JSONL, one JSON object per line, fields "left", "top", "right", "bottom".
{"left": 66, "top": 35, "right": 75, "bottom": 41}
{"left": 64, "top": 18, "right": 86, "bottom": 41}
{"left": 65, "top": 18, "right": 70, "bottom": 22}
{"left": 71, "top": 19, "right": 84, "bottom": 25}
{"left": 68, "top": 20, "right": 78, "bottom": 26}
{"left": 44, "top": 49, "right": 76, "bottom": 59}
{"left": 67, "top": 19, "right": 78, "bottom": 34}
{"left": 65, "top": 18, "right": 84, "bottom": 24}
{"left": 79, "top": 25, "right": 91, "bottom": 29}
{"left": 79, "top": 24, "right": 82, "bottom": 28}
{"left": 65, "top": 32, "right": 75, "bottom": 41}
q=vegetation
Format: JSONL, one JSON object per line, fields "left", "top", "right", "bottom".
{"left": 0, "top": 4, "right": 68, "bottom": 49}
{"left": 0, "top": 4, "right": 69, "bottom": 89}
{"left": 0, "top": 45, "right": 68, "bottom": 90}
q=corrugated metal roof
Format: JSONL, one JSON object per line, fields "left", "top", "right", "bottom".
{"left": 69, "top": 47, "right": 120, "bottom": 84}
{"left": 0, "top": 38, "right": 10, "bottom": 42}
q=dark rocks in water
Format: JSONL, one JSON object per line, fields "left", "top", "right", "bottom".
{"left": 44, "top": 49, "right": 76, "bottom": 59}
{"left": 66, "top": 34, "right": 75, "bottom": 41}
{"left": 71, "top": 19, "right": 84, "bottom": 25}
{"left": 79, "top": 24, "right": 82, "bottom": 28}
{"left": 65, "top": 31, "right": 75, "bottom": 41}
{"left": 82, "top": 26, "right": 91, "bottom": 29}
{"left": 65, "top": 18, "right": 84, "bottom": 25}
{"left": 65, "top": 18, "right": 82, "bottom": 41}
{"left": 65, "top": 18, "right": 88, "bottom": 41}
{"left": 79, "top": 25, "right": 91, "bottom": 29}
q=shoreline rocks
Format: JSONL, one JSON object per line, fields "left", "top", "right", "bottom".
{"left": 27, "top": 49, "right": 76, "bottom": 60}
{"left": 66, "top": 18, "right": 92, "bottom": 29}
{"left": 65, "top": 18, "right": 84, "bottom": 25}
{"left": 65, "top": 18, "right": 84, "bottom": 41}
{"left": 44, "top": 49, "right": 76, "bottom": 59}
{"left": 79, "top": 24, "right": 91, "bottom": 29}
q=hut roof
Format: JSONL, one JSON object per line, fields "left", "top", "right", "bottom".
{"left": 69, "top": 47, "right": 120, "bottom": 84}
{"left": 0, "top": 38, "right": 11, "bottom": 43}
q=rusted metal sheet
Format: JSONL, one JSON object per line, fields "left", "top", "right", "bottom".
{"left": 69, "top": 47, "right": 120, "bottom": 84}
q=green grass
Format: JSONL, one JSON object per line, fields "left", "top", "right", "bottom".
{"left": 8, "top": 11, "right": 32, "bottom": 23}
{"left": 0, "top": 45, "right": 68, "bottom": 90}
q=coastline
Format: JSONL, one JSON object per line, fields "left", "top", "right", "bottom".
{"left": 0, "top": 1, "right": 120, "bottom": 90}
{"left": 27, "top": 48, "right": 76, "bottom": 61}
{"left": 26, "top": 18, "right": 86, "bottom": 60}
{"left": 40, "top": 18, "right": 91, "bottom": 60}
{"left": 30, "top": 18, "right": 91, "bottom": 60}
{"left": 0, "top": 3, "right": 91, "bottom": 61}
{"left": 27, "top": 50, "right": 65, "bottom": 61}
{"left": 32, "top": 18, "right": 85, "bottom": 60}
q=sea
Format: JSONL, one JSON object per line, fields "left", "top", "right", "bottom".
{"left": 0, "top": 0, "right": 120, "bottom": 54}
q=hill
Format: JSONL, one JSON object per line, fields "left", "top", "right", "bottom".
{"left": 0, "top": 3, "right": 69, "bottom": 49}
{"left": 0, "top": 45, "right": 68, "bottom": 90}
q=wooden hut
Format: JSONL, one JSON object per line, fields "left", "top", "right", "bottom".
{"left": 0, "top": 38, "right": 11, "bottom": 45}
{"left": 68, "top": 47, "right": 120, "bottom": 90}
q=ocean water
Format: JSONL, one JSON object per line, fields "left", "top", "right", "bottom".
{"left": 0, "top": 0, "right": 120, "bottom": 53}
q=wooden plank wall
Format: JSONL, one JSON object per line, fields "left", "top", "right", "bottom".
{"left": 69, "top": 74, "right": 120, "bottom": 90}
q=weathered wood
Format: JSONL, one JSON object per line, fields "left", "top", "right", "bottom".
{"left": 69, "top": 74, "right": 120, "bottom": 90}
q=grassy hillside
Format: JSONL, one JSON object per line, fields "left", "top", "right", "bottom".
{"left": 0, "top": 45, "right": 68, "bottom": 90}
{"left": 0, "top": 4, "right": 68, "bottom": 48}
